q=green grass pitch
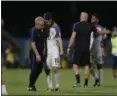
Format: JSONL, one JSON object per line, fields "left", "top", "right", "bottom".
{"left": 5, "top": 68, "right": 117, "bottom": 95}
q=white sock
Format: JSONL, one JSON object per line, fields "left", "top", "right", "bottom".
{"left": 47, "top": 74, "right": 53, "bottom": 89}
{"left": 54, "top": 72, "right": 60, "bottom": 88}
{"left": 2, "top": 84, "right": 8, "bottom": 95}
{"left": 99, "top": 69, "right": 103, "bottom": 85}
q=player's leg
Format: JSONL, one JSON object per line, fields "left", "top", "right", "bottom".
{"left": 52, "top": 56, "right": 60, "bottom": 91}
{"left": 28, "top": 53, "right": 43, "bottom": 91}
{"left": 72, "top": 52, "right": 81, "bottom": 87}
{"left": 112, "top": 55, "right": 117, "bottom": 79}
{"left": 83, "top": 51, "right": 90, "bottom": 87}
{"left": 115, "top": 56, "right": 117, "bottom": 78}
{"left": 90, "top": 67, "right": 99, "bottom": 87}
{"left": 90, "top": 52, "right": 99, "bottom": 87}
{"left": 1, "top": 56, "right": 8, "bottom": 95}
{"left": 96, "top": 46, "right": 104, "bottom": 86}
{"left": 45, "top": 56, "right": 53, "bottom": 91}
{"left": 2, "top": 70, "right": 8, "bottom": 95}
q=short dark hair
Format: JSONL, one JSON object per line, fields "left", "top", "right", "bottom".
{"left": 43, "top": 12, "right": 53, "bottom": 20}
{"left": 93, "top": 13, "right": 100, "bottom": 20}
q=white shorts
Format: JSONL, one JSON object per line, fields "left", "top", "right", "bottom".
{"left": 46, "top": 53, "right": 60, "bottom": 70}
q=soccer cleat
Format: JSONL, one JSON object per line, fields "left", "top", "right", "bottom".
{"left": 54, "top": 87, "right": 60, "bottom": 91}
{"left": 84, "top": 84, "right": 88, "bottom": 88}
{"left": 93, "top": 78, "right": 99, "bottom": 87}
{"left": 113, "top": 76, "right": 117, "bottom": 79}
{"left": 28, "top": 86, "right": 37, "bottom": 91}
{"left": 72, "top": 83, "right": 81, "bottom": 88}
{"left": 97, "top": 83, "right": 101, "bottom": 87}
{"left": 47, "top": 88, "right": 54, "bottom": 92}
{"left": 2, "top": 92, "right": 8, "bottom": 96}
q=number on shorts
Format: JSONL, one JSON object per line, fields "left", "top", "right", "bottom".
{"left": 55, "top": 58, "right": 59, "bottom": 64}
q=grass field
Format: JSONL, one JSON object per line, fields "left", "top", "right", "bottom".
{"left": 5, "top": 68, "right": 117, "bottom": 95}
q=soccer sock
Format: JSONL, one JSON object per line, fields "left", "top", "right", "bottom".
{"left": 84, "top": 78, "right": 88, "bottom": 86}
{"left": 112, "top": 69, "right": 117, "bottom": 78}
{"left": 99, "top": 69, "right": 103, "bottom": 85}
{"left": 47, "top": 73, "right": 53, "bottom": 89}
{"left": 2, "top": 84, "right": 8, "bottom": 95}
{"left": 75, "top": 74, "right": 80, "bottom": 84}
{"left": 55, "top": 72, "right": 60, "bottom": 88}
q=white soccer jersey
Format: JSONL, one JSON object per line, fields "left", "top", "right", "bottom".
{"left": 46, "top": 25, "right": 61, "bottom": 69}
{"left": 47, "top": 27, "right": 61, "bottom": 54}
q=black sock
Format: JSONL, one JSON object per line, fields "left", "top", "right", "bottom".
{"left": 84, "top": 78, "right": 88, "bottom": 86}
{"left": 75, "top": 74, "right": 80, "bottom": 84}
{"left": 113, "top": 75, "right": 117, "bottom": 78}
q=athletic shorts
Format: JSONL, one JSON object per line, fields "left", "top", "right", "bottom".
{"left": 91, "top": 41, "right": 104, "bottom": 64}
{"left": 73, "top": 48, "right": 90, "bottom": 66}
{"left": 46, "top": 52, "right": 60, "bottom": 69}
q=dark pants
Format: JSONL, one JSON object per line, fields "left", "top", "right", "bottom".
{"left": 112, "top": 55, "right": 117, "bottom": 70}
{"left": 29, "top": 51, "right": 44, "bottom": 87}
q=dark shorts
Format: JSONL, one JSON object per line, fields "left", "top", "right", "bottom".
{"left": 73, "top": 48, "right": 90, "bottom": 66}
{"left": 112, "top": 55, "right": 117, "bottom": 69}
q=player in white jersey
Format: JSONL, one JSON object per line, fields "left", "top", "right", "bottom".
{"left": 43, "top": 12, "right": 63, "bottom": 91}
{"left": 90, "top": 13, "right": 110, "bottom": 87}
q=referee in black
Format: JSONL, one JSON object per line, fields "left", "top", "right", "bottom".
{"left": 67, "top": 12, "right": 95, "bottom": 87}
{"left": 28, "top": 16, "right": 48, "bottom": 91}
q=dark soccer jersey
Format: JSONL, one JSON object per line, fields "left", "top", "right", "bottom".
{"left": 72, "top": 21, "right": 94, "bottom": 50}
{"left": 30, "top": 27, "right": 48, "bottom": 53}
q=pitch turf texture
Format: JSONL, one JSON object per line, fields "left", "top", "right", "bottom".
{"left": 5, "top": 68, "right": 117, "bottom": 95}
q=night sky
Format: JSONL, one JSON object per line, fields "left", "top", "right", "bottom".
{"left": 1, "top": 1, "right": 117, "bottom": 38}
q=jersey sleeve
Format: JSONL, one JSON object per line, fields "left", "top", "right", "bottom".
{"left": 100, "top": 26, "right": 104, "bottom": 31}
{"left": 30, "top": 27, "right": 36, "bottom": 42}
{"left": 91, "top": 26, "right": 97, "bottom": 33}
{"left": 72, "top": 23, "right": 77, "bottom": 32}
{"left": 55, "top": 26, "right": 61, "bottom": 37}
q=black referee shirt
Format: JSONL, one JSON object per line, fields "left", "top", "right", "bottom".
{"left": 72, "top": 21, "right": 94, "bottom": 50}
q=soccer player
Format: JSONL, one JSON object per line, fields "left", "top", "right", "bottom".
{"left": 67, "top": 12, "right": 95, "bottom": 87}
{"left": 1, "top": 18, "right": 19, "bottom": 95}
{"left": 28, "top": 16, "right": 48, "bottom": 91}
{"left": 111, "top": 27, "right": 117, "bottom": 79}
{"left": 90, "top": 13, "right": 110, "bottom": 87}
{"left": 43, "top": 12, "right": 63, "bottom": 91}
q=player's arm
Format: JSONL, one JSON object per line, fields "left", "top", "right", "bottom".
{"left": 2, "top": 29, "right": 18, "bottom": 46}
{"left": 68, "top": 32, "right": 76, "bottom": 49}
{"left": 30, "top": 29, "right": 39, "bottom": 56}
{"left": 97, "top": 28, "right": 110, "bottom": 35}
{"left": 92, "top": 26, "right": 110, "bottom": 36}
{"left": 31, "top": 43, "right": 39, "bottom": 56}
{"left": 1, "top": 29, "right": 20, "bottom": 54}
{"left": 67, "top": 32, "right": 76, "bottom": 55}
{"left": 56, "top": 27, "right": 64, "bottom": 55}
{"left": 89, "top": 32, "right": 94, "bottom": 50}
{"left": 68, "top": 23, "right": 77, "bottom": 49}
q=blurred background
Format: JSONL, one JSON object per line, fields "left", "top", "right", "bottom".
{"left": 1, "top": 1, "right": 117, "bottom": 69}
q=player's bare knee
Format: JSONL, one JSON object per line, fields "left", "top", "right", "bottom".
{"left": 73, "top": 64, "right": 78, "bottom": 69}
{"left": 84, "top": 65, "right": 90, "bottom": 74}
{"left": 53, "top": 67, "right": 59, "bottom": 73}
{"left": 73, "top": 64, "right": 79, "bottom": 74}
